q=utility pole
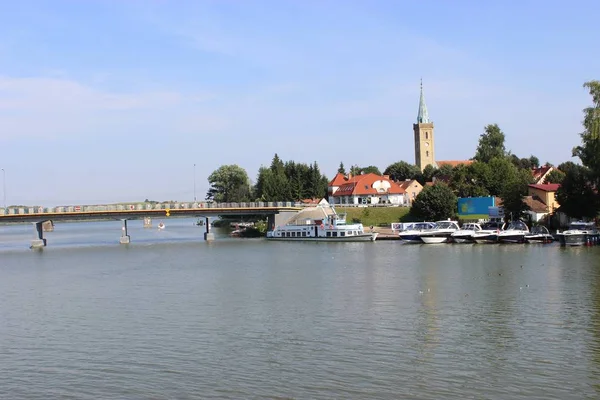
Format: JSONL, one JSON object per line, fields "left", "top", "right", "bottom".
{"left": 193, "top": 164, "right": 196, "bottom": 202}
{"left": 1, "top": 168, "right": 5, "bottom": 210}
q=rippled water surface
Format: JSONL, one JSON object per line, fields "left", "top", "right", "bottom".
{"left": 2, "top": 220, "right": 600, "bottom": 399}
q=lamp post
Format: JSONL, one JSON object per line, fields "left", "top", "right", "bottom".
{"left": 1, "top": 168, "right": 5, "bottom": 210}
{"left": 193, "top": 164, "right": 196, "bottom": 202}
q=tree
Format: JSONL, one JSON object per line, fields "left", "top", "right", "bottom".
{"left": 359, "top": 165, "right": 382, "bottom": 175}
{"left": 544, "top": 169, "right": 566, "bottom": 184}
{"left": 573, "top": 80, "right": 600, "bottom": 186}
{"left": 500, "top": 180, "right": 530, "bottom": 221}
{"left": 556, "top": 164, "right": 599, "bottom": 220}
{"left": 383, "top": 161, "right": 421, "bottom": 182}
{"left": 206, "top": 164, "right": 251, "bottom": 203}
{"left": 473, "top": 124, "right": 507, "bottom": 163}
{"left": 421, "top": 164, "right": 438, "bottom": 184}
{"left": 349, "top": 165, "right": 361, "bottom": 176}
{"left": 529, "top": 155, "right": 540, "bottom": 168}
{"left": 410, "top": 183, "right": 457, "bottom": 221}
{"left": 449, "top": 163, "right": 490, "bottom": 198}
{"left": 337, "top": 162, "right": 346, "bottom": 175}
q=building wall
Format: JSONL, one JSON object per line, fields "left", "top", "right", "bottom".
{"left": 528, "top": 187, "right": 559, "bottom": 212}
{"left": 413, "top": 122, "right": 435, "bottom": 171}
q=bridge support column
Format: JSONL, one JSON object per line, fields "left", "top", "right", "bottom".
{"left": 204, "top": 217, "right": 214, "bottom": 241}
{"left": 120, "top": 219, "right": 131, "bottom": 244}
{"left": 31, "top": 222, "right": 47, "bottom": 249}
{"left": 143, "top": 217, "right": 152, "bottom": 228}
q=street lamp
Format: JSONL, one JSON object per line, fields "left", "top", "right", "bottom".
{"left": 193, "top": 164, "right": 196, "bottom": 202}
{"left": 1, "top": 168, "right": 5, "bottom": 210}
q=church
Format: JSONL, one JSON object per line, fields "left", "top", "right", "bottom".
{"left": 413, "top": 81, "right": 472, "bottom": 171}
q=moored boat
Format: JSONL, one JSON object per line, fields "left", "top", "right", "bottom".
{"left": 398, "top": 222, "right": 436, "bottom": 243}
{"left": 556, "top": 221, "right": 599, "bottom": 246}
{"left": 157, "top": 221, "right": 165, "bottom": 230}
{"left": 266, "top": 204, "right": 378, "bottom": 242}
{"left": 525, "top": 225, "right": 554, "bottom": 243}
{"left": 419, "top": 220, "right": 460, "bottom": 244}
{"left": 471, "top": 221, "right": 504, "bottom": 244}
{"left": 498, "top": 220, "right": 529, "bottom": 244}
{"left": 451, "top": 223, "right": 482, "bottom": 243}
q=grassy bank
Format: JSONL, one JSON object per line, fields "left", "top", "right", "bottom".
{"left": 335, "top": 206, "right": 410, "bottom": 227}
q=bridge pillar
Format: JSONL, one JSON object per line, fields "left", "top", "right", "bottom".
{"left": 31, "top": 222, "right": 47, "bottom": 249}
{"left": 204, "top": 217, "right": 214, "bottom": 241}
{"left": 143, "top": 217, "right": 152, "bottom": 228}
{"left": 120, "top": 219, "right": 131, "bottom": 244}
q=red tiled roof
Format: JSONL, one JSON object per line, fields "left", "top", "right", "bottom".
{"left": 436, "top": 160, "right": 473, "bottom": 168}
{"left": 332, "top": 173, "right": 405, "bottom": 196}
{"left": 532, "top": 166, "right": 552, "bottom": 182}
{"left": 524, "top": 196, "right": 548, "bottom": 213}
{"left": 528, "top": 183, "right": 560, "bottom": 192}
{"left": 397, "top": 179, "right": 421, "bottom": 190}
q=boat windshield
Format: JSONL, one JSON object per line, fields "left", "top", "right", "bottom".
{"left": 569, "top": 222, "right": 594, "bottom": 230}
{"left": 531, "top": 225, "right": 550, "bottom": 235}
{"left": 462, "top": 224, "right": 481, "bottom": 231}
{"left": 507, "top": 220, "right": 528, "bottom": 231}
{"left": 436, "top": 221, "right": 457, "bottom": 229}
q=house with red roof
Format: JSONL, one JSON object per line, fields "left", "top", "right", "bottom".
{"left": 526, "top": 183, "right": 561, "bottom": 222}
{"left": 531, "top": 165, "right": 555, "bottom": 184}
{"left": 328, "top": 173, "right": 408, "bottom": 206}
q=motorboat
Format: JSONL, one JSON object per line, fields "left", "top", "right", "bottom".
{"left": 157, "top": 221, "right": 165, "bottom": 230}
{"left": 556, "top": 221, "right": 599, "bottom": 246}
{"left": 450, "top": 223, "right": 483, "bottom": 243}
{"left": 525, "top": 225, "right": 554, "bottom": 243}
{"left": 419, "top": 220, "right": 460, "bottom": 244}
{"left": 266, "top": 204, "right": 378, "bottom": 242}
{"left": 471, "top": 221, "right": 504, "bottom": 244}
{"left": 498, "top": 220, "right": 529, "bottom": 244}
{"left": 398, "top": 222, "right": 436, "bottom": 243}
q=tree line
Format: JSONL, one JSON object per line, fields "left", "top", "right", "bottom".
{"left": 206, "top": 154, "right": 329, "bottom": 203}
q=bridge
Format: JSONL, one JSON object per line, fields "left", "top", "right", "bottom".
{"left": 0, "top": 201, "right": 301, "bottom": 248}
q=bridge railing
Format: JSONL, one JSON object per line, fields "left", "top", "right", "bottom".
{"left": 0, "top": 201, "right": 300, "bottom": 215}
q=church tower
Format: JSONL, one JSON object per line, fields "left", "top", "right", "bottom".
{"left": 413, "top": 80, "right": 435, "bottom": 171}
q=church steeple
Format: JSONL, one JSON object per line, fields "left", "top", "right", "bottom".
{"left": 417, "top": 78, "right": 430, "bottom": 123}
{"left": 413, "top": 79, "right": 435, "bottom": 171}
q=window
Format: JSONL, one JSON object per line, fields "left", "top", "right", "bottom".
{"left": 425, "top": 132, "right": 428, "bottom": 139}
{"left": 326, "top": 232, "right": 331, "bottom": 237}
{"left": 341, "top": 232, "right": 345, "bottom": 237}
{"left": 302, "top": 232, "right": 306, "bottom": 237}
{"left": 333, "top": 232, "right": 338, "bottom": 237}
{"left": 426, "top": 150, "right": 429, "bottom": 157}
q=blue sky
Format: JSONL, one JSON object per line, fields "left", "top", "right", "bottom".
{"left": 0, "top": 0, "right": 598, "bottom": 205}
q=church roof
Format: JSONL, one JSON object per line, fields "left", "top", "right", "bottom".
{"left": 417, "top": 79, "right": 430, "bottom": 123}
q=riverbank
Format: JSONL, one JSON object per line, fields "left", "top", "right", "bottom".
{"left": 335, "top": 206, "right": 410, "bottom": 227}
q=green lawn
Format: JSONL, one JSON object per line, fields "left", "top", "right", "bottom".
{"left": 334, "top": 206, "right": 410, "bottom": 227}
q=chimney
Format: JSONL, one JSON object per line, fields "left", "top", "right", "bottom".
{"left": 347, "top": 173, "right": 352, "bottom": 180}
{"left": 383, "top": 175, "right": 390, "bottom": 179}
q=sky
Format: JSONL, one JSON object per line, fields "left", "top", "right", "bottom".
{"left": 0, "top": 0, "right": 599, "bottom": 206}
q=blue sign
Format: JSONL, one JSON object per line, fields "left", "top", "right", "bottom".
{"left": 458, "top": 197, "right": 495, "bottom": 216}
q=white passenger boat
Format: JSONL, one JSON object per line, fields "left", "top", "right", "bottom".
{"left": 556, "top": 221, "right": 599, "bottom": 246}
{"left": 525, "top": 225, "right": 554, "bottom": 243}
{"left": 266, "top": 205, "right": 378, "bottom": 242}
{"left": 398, "top": 222, "right": 436, "bottom": 243}
{"left": 498, "top": 220, "right": 529, "bottom": 244}
{"left": 471, "top": 221, "right": 504, "bottom": 244}
{"left": 450, "top": 223, "right": 483, "bottom": 243}
{"left": 419, "top": 220, "right": 460, "bottom": 244}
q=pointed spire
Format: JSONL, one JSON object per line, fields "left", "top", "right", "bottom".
{"left": 417, "top": 78, "right": 430, "bottom": 123}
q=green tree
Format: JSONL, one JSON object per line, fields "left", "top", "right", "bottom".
{"left": 383, "top": 161, "right": 421, "bottom": 182}
{"left": 420, "top": 164, "right": 438, "bottom": 184}
{"left": 337, "top": 162, "right": 346, "bottom": 175}
{"left": 544, "top": 169, "right": 566, "bottom": 184}
{"left": 500, "top": 180, "right": 530, "bottom": 221}
{"left": 529, "top": 155, "right": 540, "bottom": 168}
{"left": 206, "top": 164, "right": 251, "bottom": 203}
{"left": 349, "top": 165, "right": 361, "bottom": 176}
{"left": 410, "top": 183, "right": 458, "bottom": 221}
{"left": 556, "top": 164, "right": 599, "bottom": 219}
{"left": 573, "top": 80, "right": 600, "bottom": 186}
{"left": 450, "top": 163, "right": 490, "bottom": 198}
{"left": 473, "top": 124, "right": 507, "bottom": 163}
{"left": 359, "top": 165, "right": 382, "bottom": 175}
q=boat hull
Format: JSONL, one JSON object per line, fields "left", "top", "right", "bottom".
{"left": 399, "top": 233, "right": 423, "bottom": 243}
{"left": 266, "top": 233, "right": 378, "bottom": 242}
{"left": 451, "top": 234, "right": 473, "bottom": 243}
{"left": 498, "top": 234, "right": 526, "bottom": 244}
{"left": 421, "top": 236, "right": 449, "bottom": 244}
{"left": 525, "top": 234, "right": 554, "bottom": 243}
{"left": 559, "top": 233, "right": 593, "bottom": 246}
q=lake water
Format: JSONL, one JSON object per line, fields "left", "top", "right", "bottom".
{"left": 1, "top": 219, "right": 600, "bottom": 399}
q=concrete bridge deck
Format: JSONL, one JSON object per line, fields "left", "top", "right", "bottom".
{"left": 0, "top": 201, "right": 302, "bottom": 248}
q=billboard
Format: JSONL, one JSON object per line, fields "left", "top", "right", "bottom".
{"left": 457, "top": 197, "right": 495, "bottom": 219}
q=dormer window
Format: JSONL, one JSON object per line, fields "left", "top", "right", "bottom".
{"left": 364, "top": 185, "right": 369, "bottom": 190}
